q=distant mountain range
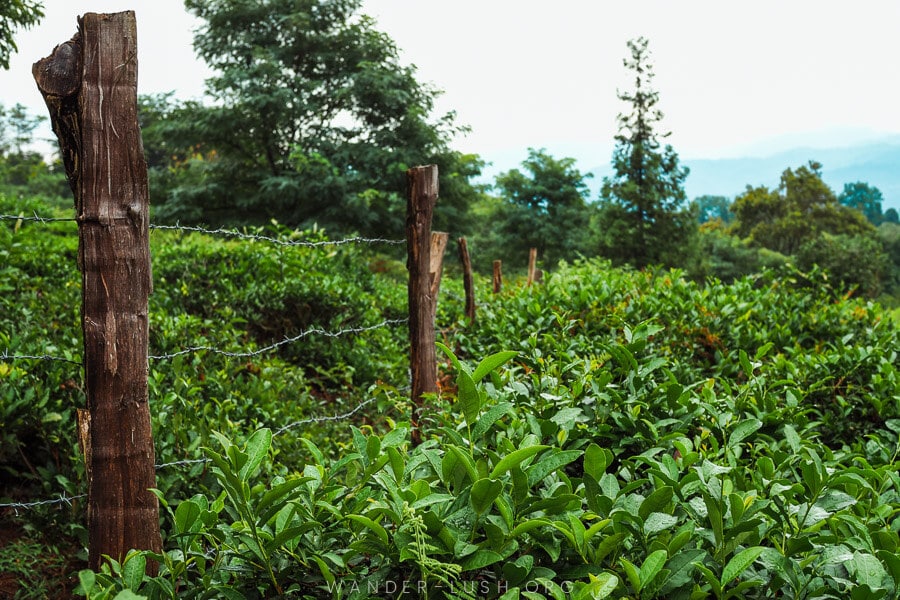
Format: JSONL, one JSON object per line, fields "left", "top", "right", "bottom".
{"left": 589, "top": 136, "right": 900, "bottom": 212}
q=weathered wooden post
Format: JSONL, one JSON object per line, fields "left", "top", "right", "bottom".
{"left": 457, "top": 237, "right": 476, "bottom": 322}
{"left": 527, "top": 248, "right": 538, "bottom": 286}
{"left": 430, "top": 232, "right": 450, "bottom": 308}
{"left": 406, "top": 165, "right": 439, "bottom": 445}
{"left": 493, "top": 260, "right": 502, "bottom": 293}
{"left": 33, "top": 11, "right": 162, "bottom": 572}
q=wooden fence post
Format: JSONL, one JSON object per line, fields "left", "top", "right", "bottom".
{"left": 457, "top": 237, "right": 476, "bottom": 322}
{"left": 493, "top": 260, "right": 502, "bottom": 293}
{"left": 527, "top": 248, "right": 538, "bottom": 286}
{"left": 430, "top": 232, "right": 450, "bottom": 310}
{"left": 34, "top": 11, "right": 162, "bottom": 572}
{"left": 406, "top": 165, "right": 439, "bottom": 445}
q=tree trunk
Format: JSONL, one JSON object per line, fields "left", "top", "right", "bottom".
{"left": 33, "top": 11, "right": 162, "bottom": 572}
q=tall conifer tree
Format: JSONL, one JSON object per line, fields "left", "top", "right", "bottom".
{"left": 597, "top": 37, "right": 694, "bottom": 268}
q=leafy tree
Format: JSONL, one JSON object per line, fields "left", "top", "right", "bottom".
{"left": 0, "top": 0, "right": 43, "bottom": 70}
{"left": 839, "top": 181, "right": 885, "bottom": 225}
{"left": 692, "top": 194, "right": 733, "bottom": 225}
{"left": 596, "top": 37, "right": 694, "bottom": 269}
{"left": 689, "top": 221, "right": 786, "bottom": 283}
{"left": 796, "top": 233, "right": 888, "bottom": 298}
{"left": 151, "top": 0, "right": 481, "bottom": 236}
{"left": 0, "top": 102, "right": 68, "bottom": 200}
{"left": 490, "top": 148, "right": 593, "bottom": 268}
{"left": 886, "top": 207, "right": 899, "bottom": 224}
{"left": 731, "top": 161, "right": 873, "bottom": 256}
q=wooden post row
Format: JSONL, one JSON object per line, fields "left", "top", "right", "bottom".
{"left": 34, "top": 11, "right": 162, "bottom": 572}
{"left": 406, "top": 165, "right": 440, "bottom": 445}
{"left": 457, "top": 237, "right": 476, "bottom": 322}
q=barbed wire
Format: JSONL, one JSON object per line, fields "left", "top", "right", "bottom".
{"left": 0, "top": 492, "right": 87, "bottom": 515}
{"left": 150, "top": 223, "right": 404, "bottom": 248}
{"left": 2, "top": 396, "right": 386, "bottom": 512}
{"left": 2, "top": 214, "right": 405, "bottom": 248}
{"left": 0, "top": 213, "right": 76, "bottom": 223}
{"left": 1, "top": 212, "right": 409, "bottom": 513}
{"left": 0, "top": 349, "right": 82, "bottom": 365}
{"left": 149, "top": 318, "right": 407, "bottom": 360}
{"left": 274, "top": 397, "right": 379, "bottom": 436}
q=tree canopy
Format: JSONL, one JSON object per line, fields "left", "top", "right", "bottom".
{"left": 0, "top": 0, "right": 42, "bottom": 70}
{"left": 596, "top": 37, "right": 694, "bottom": 269}
{"left": 492, "top": 148, "right": 593, "bottom": 267}
{"left": 731, "top": 161, "right": 873, "bottom": 256}
{"left": 839, "top": 181, "right": 886, "bottom": 225}
{"left": 147, "top": 0, "right": 481, "bottom": 236}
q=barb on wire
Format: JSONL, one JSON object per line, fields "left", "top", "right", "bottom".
{"left": 149, "top": 318, "right": 407, "bottom": 360}
{"left": 0, "top": 213, "right": 77, "bottom": 224}
{"left": 1, "top": 349, "right": 82, "bottom": 366}
{"left": 0, "top": 492, "right": 86, "bottom": 515}
{"left": 149, "top": 223, "right": 404, "bottom": 248}
{"left": 155, "top": 457, "right": 210, "bottom": 470}
{"left": 274, "top": 397, "right": 378, "bottom": 436}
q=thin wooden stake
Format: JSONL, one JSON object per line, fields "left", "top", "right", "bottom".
{"left": 430, "top": 232, "right": 449, "bottom": 310}
{"left": 34, "top": 11, "right": 162, "bottom": 572}
{"left": 493, "top": 260, "right": 502, "bottom": 293}
{"left": 457, "top": 237, "right": 476, "bottom": 322}
{"left": 527, "top": 248, "right": 538, "bottom": 286}
{"left": 406, "top": 165, "right": 439, "bottom": 446}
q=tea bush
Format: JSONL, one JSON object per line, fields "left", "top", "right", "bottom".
{"left": 2, "top": 197, "right": 898, "bottom": 598}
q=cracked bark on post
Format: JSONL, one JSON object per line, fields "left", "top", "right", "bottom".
{"left": 33, "top": 11, "right": 161, "bottom": 573}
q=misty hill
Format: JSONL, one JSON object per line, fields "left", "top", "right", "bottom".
{"left": 677, "top": 137, "right": 900, "bottom": 210}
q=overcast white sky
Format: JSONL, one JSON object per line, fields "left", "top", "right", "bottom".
{"left": 3, "top": 0, "right": 900, "bottom": 171}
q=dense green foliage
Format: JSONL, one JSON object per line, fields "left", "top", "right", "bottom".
{"left": 596, "top": 37, "right": 695, "bottom": 269}
{"left": 0, "top": 0, "right": 43, "bottom": 70}
{"left": 143, "top": 0, "right": 481, "bottom": 236}
{"left": 2, "top": 195, "right": 899, "bottom": 598}
{"left": 726, "top": 162, "right": 896, "bottom": 300}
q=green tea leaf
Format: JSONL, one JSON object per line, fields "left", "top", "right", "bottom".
{"left": 643, "top": 512, "right": 679, "bottom": 535}
{"left": 122, "top": 552, "right": 146, "bottom": 592}
{"left": 526, "top": 449, "right": 582, "bottom": 487}
{"left": 238, "top": 428, "right": 271, "bottom": 482}
{"left": 639, "top": 485, "right": 673, "bottom": 520}
{"left": 722, "top": 546, "right": 765, "bottom": 585}
{"left": 584, "top": 443, "right": 611, "bottom": 481}
{"left": 473, "top": 350, "right": 518, "bottom": 382}
{"left": 619, "top": 557, "right": 641, "bottom": 593}
{"left": 783, "top": 424, "right": 801, "bottom": 453}
{"left": 347, "top": 514, "right": 389, "bottom": 546}
{"left": 491, "top": 445, "right": 549, "bottom": 479}
{"left": 458, "top": 369, "right": 481, "bottom": 425}
{"left": 174, "top": 499, "right": 201, "bottom": 534}
{"left": 472, "top": 402, "right": 514, "bottom": 439}
{"left": 728, "top": 419, "right": 762, "bottom": 447}
{"left": 640, "top": 549, "right": 668, "bottom": 587}
{"left": 78, "top": 570, "right": 96, "bottom": 595}
{"left": 470, "top": 478, "right": 503, "bottom": 515}
{"left": 462, "top": 549, "right": 503, "bottom": 571}
{"left": 850, "top": 552, "right": 889, "bottom": 590}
